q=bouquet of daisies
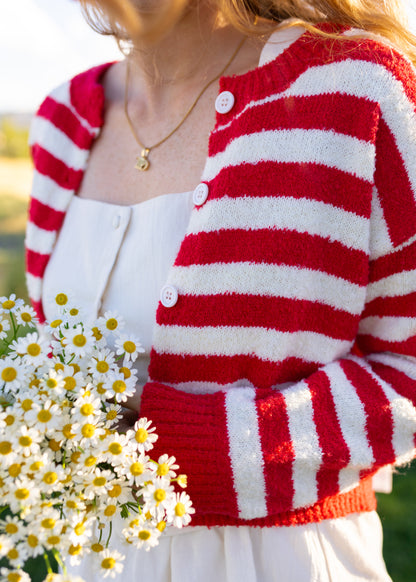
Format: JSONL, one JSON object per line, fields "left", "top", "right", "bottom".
{"left": 0, "top": 293, "right": 194, "bottom": 582}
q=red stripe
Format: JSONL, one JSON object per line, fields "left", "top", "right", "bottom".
{"left": 157, "top": 294, "right": 358, "bottom": 341}
{"left": 140, "top": 382, "right": 239, "bottom": 517}
{"left": 175, "top": 230, "right": 368, "bottom": 285}
{"left": 341, "top": 359, "right": 395, "bottom": 466}
{"left": 374, "top": 117, "right": 416, "bottom": 247}
{"left": 30, "top": 299, "right": 45, "bottom": 324}
{"left": 369, "top": 361, "right": 416, "bottom": 408}
{"left": 211, "top": 93, "right": 378, "bottom": 156}
{"left": 32, "top": 145, "right": 83, "bottom": 191}
{"left": 149, "top": 350, "right": 319, "bottom": 390}
{"left": 256, "top": 388, "right": 295, "bottom": 513}
{"left": 28, "top": 198, "right": 65, "bottom": 232}
{"left": 358, "top": 335, "right": 416, "bottom": 358}
{"left": 25, "top": 249, "right": 50, "bottom": 278}
{"left": 37, "top": 96, "right": 93, "bottom": 149}
{"left": 362, "top": 293, "right": 416, "bottom": 318}
{"left": 207, "top": 162, "right": 372, "bottom": 216}
{"left": 369, "top": 239, "right": 416, "bottom": 283}
{"left": 308, "top": 370, "right": 350, "bottom": 498}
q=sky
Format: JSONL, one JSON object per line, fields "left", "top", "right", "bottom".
{"left": 1, "top": 0, "right": 416, "bottom": 113}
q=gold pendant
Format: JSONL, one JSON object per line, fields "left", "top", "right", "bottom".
{"left": 135, "top": 148, "right": 150, "bottom": 171}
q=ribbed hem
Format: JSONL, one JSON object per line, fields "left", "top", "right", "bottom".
{"left": 189, "top": 478, "right": 376, "bottom": 528}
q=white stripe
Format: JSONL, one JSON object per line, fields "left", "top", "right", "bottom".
{"left": 359, "top": 316, "right": 416, "bottom": 342}
{"left": 147, "top": 378, "right": 257, "bottom": 395}
{"left": 325, "top": 363, "right": 375, "bottom": 470}
{"left": 366, "top": 270, "right": 416, "bottom": 301}
{"left": 360, "top": 359, "right": 416, "bottom": 463}
{"left": 48, "top": 81, "right": 100, "bottom": 134}
{"left": 203, "top": 129, "right": 375, "bottom": 183}
{"left": 30, "top": 116, "right": 90, "bottom": 171}
{"left": 338, "top": 467, "right": 362, "bottom": 494}
{"left": 26, "top": 273, "right": 42, "bottom": 303}
{"left": 188, "top": 196, "right": 369, "bottom": 251}
{"left": 369, "top": 186, "right": 393, "bottom": 259}
{"left": 30, "top": 170, "right": 74, "bottom": 211}
{"left": 153, "top": 325, "right": 351, "bottom": 364}
{"left": 225, "top": 388, "right": 267, "bottom": 519}
{"left": 367, "top": 353, "right": 416, "bottom": 380}
{"left": 284, "top": 381, "right": 321, "bottom": 508}
{"left": 25, "top": 222, "right": 57, "bottom": 256}
{"left": 170, "top": 263, "right": 366, "bottom": 314}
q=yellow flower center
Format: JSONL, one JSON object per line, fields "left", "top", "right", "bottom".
{"left": 80, "top": 403, "right": 95, "bottom": 416}
{"left": 64, "top": 376, "right": 76, "bottom": 391}
{"left": 104, "top": 505, "right": 117, "bottom": 517}
{"left": 50, "top": 319, "right": 62, "bottom": 328}
{"left": 5, "top": 523, "right": 18, "bottom": 534}
{"left": 135, "top": 428, "right": 148, "bottom": 443}
{"left": 27, "top": 534, "right": 39, "bottom": 548}
{"left": 5, "top": 415, "right": 15, "bottom": 426}
{"left": 7, "top": 548, "right": 19, "bottom": 560}
{"left": 47, "top": 535, "right": 60, "bottom": 545}
{"left": 21, "top": 311, "right": 32, "bottom": 323}
{"left": 106, "top": 410, "right": 118, "bottom": 421}
{"left": 2, "top": 299, "right": 15, "bottom": 310}
{"left": 106, "top": 318, "right": 118, "bottom": 330}
{"left": 112, "top": 380, "right": 126, "bottom": 393}
{"left": 69, "top": 308, "right": 79, "bottom": 316}
{"left": 97, "top": 383, "right": 106, "bottom": 395}
{"left": 1, "top": 367, "right": 17, "bottom": 382}
{"left": 63, "top": 424, "right": 75, "bottom": 439}
{"left": 91, "top": 542, "right": 104, "bottom": 553}
{"left": 84, "top": 455, "right": 97, "bottom": 467}
{"left": 48, "top": 439, "right": 61, "bottom": 452}
{"left": 92, "top": 326, "right": 103, "bottom": 340}
{"left": 0, "top": 441, "right": 12, "bottom": 455}
{"left": 74, "top": 523, "right": 86, "bottom": 536}
{"left": 81, "top": 424, "right": 96, "bottom": 438}
{"left": 38, "top": 409, "right": 52, "bottom": 423}
{"left": 8, "top": 464, "right": 22, "bottom": 477}
{"left": 123, "top": 341, "right": 136, "bottom": 353}
{"left": 108, "top": 484, "right": 122, "bottom": 498}
{"left": 46, "top": 378, "right": 58, "bottom": 389}
{"left": 120, "top": 366, "right": 131, "bottom": 379}
{"left": 175, "top": 502, "right": 186, "bottom": 517}
{"left": 69, "top": 544, "right": 82, "bottom": 555}
{"left": 30, "top": 461, "right": 43, "bottom": 472}
{"left": 138, "top": 530, "right": 151, "bottom": 541}
{"left": 157, "top": 521, "right": 167, "bottom": 532}
{"left": 108, "top": 442, "right": 122, "bottom": 455}
{"left": 154, "top": 489, "right": 166, "bottom": 503}
{"left": 130, "top": 462, "right": 144, "bottom": 476}
{"left": 15, "top": 488, "right": 30, "bottom": 500}
{"left": 21, "top": 398, "right": 33, "bottom": 411}
{"left": 96, "top": 360, "right": 109, "bottom": 373}
{"left": 8, "top": 572, "right": 23, "bottom": 582}
{"left": 157, "top": 463, "right": 170, "bottom": 477}
{"left": 43, "top": 471, "right": 58, "bottom": 485}
{"left": 27, "top": 343, "right": 41, "bottom": 356}
{"left": 102, "top": 557, "right": 116, "bottom": 570}
{"left": 66, "top": 500, "right": 77, "bottom": 509}
{"left": 73, "top": 334, "right": 87, "bottom": 347}
{"left": 55, "top": 293, "right": 68, "bottom": 306}
{"left": 93, "top": 476, "right": 107, "bottom": 487}
{"left": 41, "top": 518, "right": 56, "bottom": 529}
{"left": 19, "top": 435, "right": 32, "bottom": 447}
{"left": 71, "top": 452, "right": 81, "bottom": 463}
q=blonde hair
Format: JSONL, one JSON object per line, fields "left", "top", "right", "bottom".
{"left": 79, "top": 0, "right": 416, "bottom": 64}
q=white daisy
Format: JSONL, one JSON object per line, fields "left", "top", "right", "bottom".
{"left": 97, "top": 549, "right": 125, "bottom": 579}
{"left": 24, "top": 400, "right": 62, "bottom": 434}
{"left": 0, "top": 357, "right": 28, "bottom": 392}
{"left": 61, "top": 325, "right": 94, "bottom": 358}
{"left": 87, "top": 348, "right": 116, "bottom": 380}
{"left": 0, "top": 534, "right": 13, "bottom": 558}
{"left": 102, "top": 370, "right": 136, "bottom": 404}
{"left": 123, "top": 520, "right": 162, "bottom": 551}
{"left": 166, "top": 491, "right": 195, "bottom": 528}
{"left": 71, "top": 393, "right": 102, "bottom": 424}
{"left": 114, "top": 334, "right": 144, "bottom": 364}
{"left": 0, "top": 515, "right": 26, "bottom": 543}
{"left": 14, "top": 305, "right": 37, "bottom": 328}
{"left": 23, "top": 526, "right": 45, "bottom": 558}
{"left": 126, "top": 417, "right": 158, "bottom": 453}
{"left": 116, "top": 452, "right": 153, "bottom": 487}
{"left": 12, "top": 425, "right": 42, "bottom": 457}
{"left": 155, "top": 454, "right": 179, "bottom": 479}
{"left": 0, "top": 567, "right": 31, "bottom": 582}
{"left": 142, "top": 477, "right": 175, "bottom": 515}
{"left": 0, "top": 316, "right": 10, "bottom": 340}
{"left": 7, "top": 478, "right": 41, "bottom": 512}
{"left": 0, "top": 294, "right": 24, "bottom": 315}
{"left": 96, "top": 311, "right": 125, "bottom": 335}
{"left": 40, "top": 369, "right": 66, "bottom": 397}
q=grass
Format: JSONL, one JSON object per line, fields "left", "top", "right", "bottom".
{"left": 0, "top": 157, "right": 416, "bottom": 581}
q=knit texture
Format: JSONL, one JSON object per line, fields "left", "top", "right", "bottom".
{"left": 26, "top": 27, "right": 416, "bottom": 527}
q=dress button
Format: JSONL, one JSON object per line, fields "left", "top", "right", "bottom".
{"left": 193, "top": 183, "right": 209, "bottom": 206}
{"left": 160, "top": 285, "right": 178, "bottom": 308}
{"left": 112, "top": 214, "right": 121, "bottom": 229}
{"left": 215, "top": 91, "right": 235, "bottom": 114}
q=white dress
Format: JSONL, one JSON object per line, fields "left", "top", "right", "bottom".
{"left": 42, "top": 193, "right": 392, "bottom": 582}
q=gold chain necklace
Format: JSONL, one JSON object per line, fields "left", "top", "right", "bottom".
{"left": 124, "top": 36, "right": 246, "bottom": 171}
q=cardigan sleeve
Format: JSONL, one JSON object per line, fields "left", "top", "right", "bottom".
{"left": 140, "top": 53, "right": 416, "bottom": 521}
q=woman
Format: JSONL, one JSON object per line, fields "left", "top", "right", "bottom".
{"left": 25, "top": 0, "right": 416, "bottom": 580}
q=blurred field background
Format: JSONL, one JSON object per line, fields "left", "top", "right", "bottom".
{"left": 1, "top": 117, "right": 416, "bottom": 582}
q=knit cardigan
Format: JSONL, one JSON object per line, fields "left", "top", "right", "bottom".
{"left": 26, "top": 26, "right": 416, "bottom": 528}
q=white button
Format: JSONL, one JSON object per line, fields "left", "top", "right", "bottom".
{"left": 160, "top": 285, "right": 178, "bottom": 308}
{"left": 112, "top": 214, "right": 121, "bottom": 229}
{"left": 215, "top": 91, "right": 235, "bottom": 114}
{"left": 193, "top": 183, "right": 209, "bottom": 206}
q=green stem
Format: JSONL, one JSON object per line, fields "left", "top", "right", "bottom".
{"left": 43, "top": 552, "right": 53, "bottom": 575}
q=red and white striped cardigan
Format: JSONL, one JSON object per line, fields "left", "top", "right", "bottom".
{"left": 26, "top": 27, "right": 416, "bottom": 528}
